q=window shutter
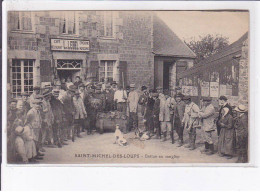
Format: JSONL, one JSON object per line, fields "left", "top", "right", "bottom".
{"left": 40, "top": 60, "right": 52, "bottom": 82}
{"left": 90, "top": 61, "right": 99, "bottom": 82}
{"left": 119, "top": 61, "right": 127, "bottom": 88}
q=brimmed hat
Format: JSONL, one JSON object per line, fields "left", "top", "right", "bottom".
{"left": 175, "top": 93, "right": 184, "bottom": 98}
{"left": 21, "top": 92, "right": 29, "bottom": 96}
{"left": 32, "top": 98, "right": 42, "bottom": 104}
{"left": 68, "top": 85, "right": 77, "bottom": 92}
{"left": 156, "top": 86, "right": 163, "bottom": 90}
{"left": 219, "top": 95, "right": 228, "bottom": 101}
{"left": 78, "top": 83, "right": 85, "bottom": 88}
{"left": 52, "top": 89, "right": 60, "bottom": 95}
{"left": 175, "top": 86, "right": 182, "bottom": 90}
{"left": 126, "top": 86, "right": 130, "bottom": 90}
{"left": 10, "top": 99, "right": 17, "bottom": 103}
{"left": 152, "top": 92, "right": 159, "bottom": 97}
{"left": 84, "top": 82, "right": 92, "bottom": 87}
{"left": 90, "top": 85, "right": 96, "bottom": 89}
{"left": 111, "top": 81, "right": 117, "bottom": 86}
{"left": 35, "top": 94, "right": 44, "bottom": 100}
{"left": 234, "top": 105, "right": 247, "bottom": 113}
{"left": 202, "top": 97, "right": 212, "bottom": 102}
{"left": 43, "top": 90, "right": 52, "bottom": 97}
{"left": 130, "top": 84, "right": 135, "bottom": 88}
{"left": 33, "top": 86, "right": 41, "bottom": 91}
{"left": 183, "top": 96, "right": 191, "bottom": 101}
{"left": 141, "top": 85, "right": 147, "bottom": 91}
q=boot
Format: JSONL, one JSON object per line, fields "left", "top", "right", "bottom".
{"left": 155, "top": 128, "right": 160, "bottom": 139}
{"left": 201, "top": 142, "right": 210, "bottom": 154}
{"left": 185, "top": 133, "right": 192, "bottom": 148}
{"left": 189, "top": 134, "right": 196, "bottom": 150}
{"left": 177, "top": 139, "right": 184, "bottom": 147}
{"left": 206, "top": 144, "right": 214, "bottom": 155}
{"left": 161, "top": 132, "right": 167, "bottom": 142}
{"left": 171, "top": 131, "right": 174, "bottom": 144}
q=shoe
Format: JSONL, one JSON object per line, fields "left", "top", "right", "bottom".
{"left": 206, "top": 144, "right": 214, "bottom": 155}
{"left": 225, "top": 155, "right": 233, "bottom": 159}
{"left": 40, "top": 148, "right": 46, "bottom": 152}
{"left": 184, "top": 144, "right": 191, "bottom": 148}
{"left": 58, "top": 143, "right": 62, "bottom": 148}
{"left": 37, "top": 152, "right": 45, "bottom": 157}
{"left": 29, "top": 158, "right": 39, "bottom": 163}
{"left": 62, "top": 142, "right": 69, "bottom": 145}
{"left": 87, "top": 131, "right": 91, "bottom": 135}
{"left": 47, "top": 144, "right": 57, "bottom": 148}
{"left": 35, "top": 156, "right": 44, "bottom": 160}
{"left": 77, "top": 134, "right": 83, "bottom": 138}
{"left": 64, "top": 139, "right": 68, "bottom": 141}
{"left": 201, "top": 142, "right": 209, "bottom": 154}
{"left": 218, "top": 153, "right": 224, "bottom": 157}
{"left": 177, "top": 142, "right": 183, "bottom": 147}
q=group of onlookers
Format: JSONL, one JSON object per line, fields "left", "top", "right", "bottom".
{"left": 7, "top": 75, "right": 249, "bottom": 163}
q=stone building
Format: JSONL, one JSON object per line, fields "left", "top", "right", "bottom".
{"left": 7, "top": 11, "right": 195, "bottom": 98}
{"left": 179, "top": 32, "right": 249, "bottom": 108}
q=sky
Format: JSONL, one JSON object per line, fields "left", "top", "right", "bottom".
{"left": 156, "top": 11, "right": 249, "bottom": 44}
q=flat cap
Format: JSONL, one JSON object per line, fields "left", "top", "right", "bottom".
{"left": 130, "top": 84, "right": 135, "bottom": 88}
{"left": 219, "top": 95, "right": 228, "bottom": 101}
{"left": 68, "top": 85, "right": 77, "bottom": 92}
{"left": 33, "top": 86, "right": 41, "bottom": 90}
{"left": 183, "top": 96, "right": 191, "bottom": 101}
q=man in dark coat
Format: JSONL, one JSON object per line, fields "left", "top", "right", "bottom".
{"left": 138, "top": 85, "right": 148, "bottom": 116}
{"left": 234, "top": 105, "right": 248, "bottom": 163}
{"left": 50, "top": 89, "right": 65, "bottom": 148}
{"left": 216, "top": 96, "right": 233, "bottom": 136}
{"left": 152, "top": 92, "right": 160, "bottom": 139}
{"left": 144, "top": 89, "right": 155, "bottom": 137}
{"left": 74, "top": 76, "right": 83, "bottom": 89}
{"left": 21, "top": 92, "right": 31, "bottom": 114}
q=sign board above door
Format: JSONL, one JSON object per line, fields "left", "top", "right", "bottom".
{"left": 51, "top": 39, "right": 90, "bottom": 52}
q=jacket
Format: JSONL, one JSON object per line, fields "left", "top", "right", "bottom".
{"left": 199, "top": 103, "right": 216, "bottom": 132}
{"left": 128, "top": 90, "right": 139, "bottom": 113}
{"left": 173, "top": 100, "right": 186, "bottom": 125}
{"left": 234, "top": 113, "right": 248, "bottom": 138}
{"left": 50, "top": 96, "right": 64, "bottom": 123}
{"left": 73, "top": 96, "right": 87, "bottom": 119}
{"left": 159, "top": 96, "right": 175, "bottom": 122}
{"left": 183, "top": 102, "right": 200, "bottom": 130}
{"left": 25, "top": 107, "right": 42, "bottom": 141}
{"left": 60, "top": 92, "right": 75, "bottom": 115}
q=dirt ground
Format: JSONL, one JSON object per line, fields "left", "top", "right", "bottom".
{"left": 41, "top": 128, "right": 237, "bottom": 164}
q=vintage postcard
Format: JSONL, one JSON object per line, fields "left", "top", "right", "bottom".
{"left": 4, "top": 9, "right": 249, "bottom": 165}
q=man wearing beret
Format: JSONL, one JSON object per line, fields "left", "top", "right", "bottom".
{"left": 217, "top": 96, "right": 233, "bottom": 136}
{"left": 198, "top": 97, "right": 216, "bottom": 155}
{"left": 60, "top": 85, "right": 76, "bottom": 141}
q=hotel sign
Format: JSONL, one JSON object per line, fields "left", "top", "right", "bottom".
{"left": 51, "top": 39, "right": 90, "bottom": 52}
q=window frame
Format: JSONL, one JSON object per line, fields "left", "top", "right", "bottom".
{"left": 10, "top": 12, "right": 35, "bottom": 33}
{"left": 60, "top": 11, "right": 79, "bottom": 36}
{"left": 11, "top": 59, "right": 35, "bottom": 98}
{"left": 99, "top": 60, "right": 115, "bottom": 82}
{"left": 100, "top": 11, "right": 116, "bottom": 39}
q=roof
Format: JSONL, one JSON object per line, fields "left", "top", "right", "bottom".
{"left": 180, "top": 32, "right": 248, "bottom": 77}
{"left": 153, "top": 15, "right": 196, "bottom": 58}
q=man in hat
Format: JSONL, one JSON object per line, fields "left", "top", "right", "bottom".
{"left": 173, "top": 93, "right": 186, "bottom": 147}
{"left": 152, "top": 92, "right": 161, "bottom": 139}
{"left": 217, "top": 96, "right": 233, "bottom": 136}
{"left": 114, "top": 85, "right": 127, "bottom": 113}
{"left": 156, "top": 86, "right": 164, "bottom": 100}
{"left": 105, "top": 81, "right": 117, "bottom": 111}
{"left": 144, "top": 89, "right": 155, "bottom": 137}
{"left": 73, "top": 90, "right": 87, "bottom": 138}
{"left": 74, "top": 76, "right": 83, "bottom": 89}
{"left": 182, "top": 96, "right": 200, "bottom": 150}
{"left": 29, "top": 86, "right": 41, "bottom": 108}
{"left": 94, "top": 85, "right": 106, "bottom": 111}
{"left": 234, "top": 105, "right": 248, "bottom": 163}
{"left": 159, "top": 89, "right": 175, "bottom": 142}
{"left": 139, "top": 85, "right": 148, "bottom": 116}
{"left": 25, "top": 98, "right": 44, "bottom": 159}
{"left": 60, "top": 85, "right": 76, "bottom": 141}
{"left": 198, "top": 97, "right": 216, "bottom": 155}
{"left": 127, "top": 84, "right": 139, "bottom": 133}
{"left": 41, "top": 91, "right": 54, "bottom": 149}
{"left": 50, "top": 89, "right": 65, "bottom": 148}
{"left": 21, "top": 92, "right": 30, "bottom": 114}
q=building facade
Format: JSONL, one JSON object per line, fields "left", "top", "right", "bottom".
{"left": 179, "top": 32, "right": 249, "bottom": 108}
{"left": 7, "top": 11, "right": 195, "bottom": 98}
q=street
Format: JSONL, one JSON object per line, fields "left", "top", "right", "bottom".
{"left": 41, "top": 129, "right": 237, "bottom": 164}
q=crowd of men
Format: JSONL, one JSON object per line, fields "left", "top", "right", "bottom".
{"left": 7, "top": 76, "right": 249, "bottom": 164}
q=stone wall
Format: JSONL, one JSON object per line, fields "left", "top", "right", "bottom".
{"left": 238, "top": 39, "right": 249, "bottom": 108}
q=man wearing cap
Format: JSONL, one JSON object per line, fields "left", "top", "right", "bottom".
{"left": 29, "top": 86, "right": 41, "bottom": 108}
{"left": 152, "top": 92, "right": 161, "bottom": 139}
{"left": 94, "top": 85, "right": 106, "bottom": 111}
{"left": 156, "top": 86, "right": 164, "bottom": 100}
{"left": 159, "top": 89, "right": 175, "bottom": 142}
{"left": 217, "top": 96, "right": 233, "bottom": 136}
{"left": 234, "top": 105, "right": 248, "bottom": 163}
{"left": 138, "top": 85, "right": 148, "bottom": 116}
{"left": 60, "top": 85, "right": 76, "bottom": 141}
{"left": 182, "top": 96, "right": 201, "bottom": 150}
{"left": 144, "top": 89, "right": 155, "bottom": 137}
{"left": 198, "top": 97, "right": 216, "bottom": 155}
{"left": 173, "top": 93, "right": 186, "bottom": 147}
{"left": 41, "top": 91, "right": 54, "bottom": 149}
{"left": 21, "top": 92, "right": 30, "bottom": 114}
{"left": 105, "top": 81, "right": 117, "bottom": 111}
{"left": 25, "top": 98, "right": 44, "bottom": 159}
{"left": 74, "top": 76, "right": 83, "bottom": 89}
{"left": 127, "top": 84, "right": 139, "bottom": 133}
{"left": 73, "top": 90, "right": 87, "bottom": 138}
{"left": 50, "top": 89, "right": 65, "bottom": 148}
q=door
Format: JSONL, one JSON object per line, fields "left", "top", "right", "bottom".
{"left": 163, "top": 62, "right": 171, "bottom": 90}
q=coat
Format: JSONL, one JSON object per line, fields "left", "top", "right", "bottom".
{"left": 234, "top": 113, "right": 248, "bottom": 138}
{"left": 22, "top": 125, "right": 37, "bottom": 159}
{"left": 218, "top": 113, "right": 235, "bottom": 156}
{"left": 159, "top": 97, "right": 175, "bottom": 122}
{"left": 173, "top": 101, "right": 186, "bottom": 126}
{"left": 60, "top": 92, "right": 75, "bottom": 115}
{"left": 73, "top": 96, "right": 87, "bottom": 119}
{"left": 199, "top": 103, "right": 216, "bottom": 132}
{"left": 128, "top": 90, "right": 139, "bottom": 113}
{"left": 42, "top": 99, "right": 54, "bottom": 126}
{"left": 25, "top": 108, "right": 42, "bottom": 141}
{"left": 50, "top": 96, "right": 64, "bottom": 123}
{"left": 183, "top": 102, "right": 201, "bottom": 130}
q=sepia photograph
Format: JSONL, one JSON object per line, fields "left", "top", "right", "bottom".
{"left": 5, "top": 9, "right": 249, "bottom": 165}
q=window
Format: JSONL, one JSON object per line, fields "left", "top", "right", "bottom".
{"left": 57, "top": 60, "right": 82, "bottom": 69}
{"left": 11, "top": 59, "right": 34, "bottom": 98}
{"left": 60, "top": 12, "right": 79, "bottom": 35}
{"left": 10, "top": 12, "right": 33, "bottom": 31}
{"left": 100, "top": 11, "right": 115, "bottom": 38}
{"left": 99, "top": 61, "right": 115, "bottom": 82}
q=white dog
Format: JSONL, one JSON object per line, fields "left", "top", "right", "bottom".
{"left": 114, "top": 124, "right": 127, "bottom": 146}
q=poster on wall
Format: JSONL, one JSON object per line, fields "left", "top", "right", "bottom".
{"left": 226, "top": 84, "right": 233, "bottom": 96}
{"left": 219, "top": 84, "right": 227, "bottom": 96}
{"left": 201, "top": 82, "right": 210, "bottom": 97}
{"left": 210, "top": 82, "right": 219, "bottom": 97}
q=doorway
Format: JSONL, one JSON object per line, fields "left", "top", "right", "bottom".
{"left": 163, "top": 62, "right": 171, "bottom": 90}
{"left": 57, "top": 69, "right": 81, "bottom": 83}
